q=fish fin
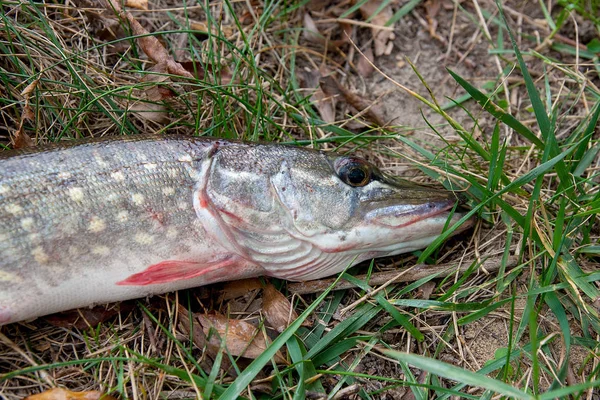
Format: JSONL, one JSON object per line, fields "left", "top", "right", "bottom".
{"left": 117, "top": 256, "right": 245, "bottom": 286}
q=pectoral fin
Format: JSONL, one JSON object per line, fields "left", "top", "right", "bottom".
{"left": 117, "top": 255, "right": 255, "bottom": 286}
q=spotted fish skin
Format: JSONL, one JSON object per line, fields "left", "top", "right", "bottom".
{"left": 0, "top": 136, "right": 239, "bottom": 324}
{"left": 0, "top": 135, "right": 469, "bottom": 325}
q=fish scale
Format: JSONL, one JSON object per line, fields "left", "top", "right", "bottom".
{"left": 0, "top": 135, "right": 471, "bottom": 325}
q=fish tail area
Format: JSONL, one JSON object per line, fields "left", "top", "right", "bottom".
{"left": 117, "top": 255, "right": 259, "bottom": 286}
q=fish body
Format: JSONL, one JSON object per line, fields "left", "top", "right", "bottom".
{"left": 0, "top": 135, "right": 469, "bottom": 325}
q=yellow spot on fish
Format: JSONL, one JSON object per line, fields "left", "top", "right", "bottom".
{"left": 92, "top": 246, "right": 110, "bottom": 256}
{"left": 106, "top": 193, "right": 119, "bottom": 202}
{"left": 88, "top": 216, "right": 106, "bottom": 232}
{"left": 95, "top": 155, "right": 109, "bottom": 167}
{"left": 0, "top": 184, "right": 9, "bottom": 195}
{"left": 111, "top": 171, "right": 125, "bottom": 181}
{"left": 117, "top": 210, "right": 129, "bottom": 222}
{"left": 162, "top": 187, "right": 175, "bottom": 196}
{"left": 69, "top": 187, "right": 85, "bottom": 202}
{"left": 57, "top": 171, "right": 72, "bottom": 180}
{"left": 0, "top": 270, "right": 18, "bottom": 282}
{"left": 32, "top": 247, "right": 49, "bottom": 264}
{"left": 132, "top": 193, "right": 145, "bottom": 206}
{"left": 68, "top": 246, "right": 81, "bottom": 257}
{"left": 134, "top": 233, "right": 154, "bottom": 245}
{"left": 166, "top": 227, "right": 178, "bottom": 239}
{"left": 5, "top": 203, "right": 23, "bottom": 215}
{"left": 20, "top": 217, "right": 35, "bottom": 231}
{"left": 178, "top": 154, "right": 193, "bottom": 163}
{"left": 144, "top": 163, "right": 158, "bottom": 170}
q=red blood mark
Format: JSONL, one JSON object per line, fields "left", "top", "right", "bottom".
{"left": 199, "top": 196, "right": 208, "bottom": 208}
{"left": 117, "top": 257, "right": 235, "bottom": 286}
{"left": 146, "top": 207, "right": 165, "bottom": 225}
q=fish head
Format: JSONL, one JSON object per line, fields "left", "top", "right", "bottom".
{"left": 198, "top": 144, "right": 472, "bottom": 280}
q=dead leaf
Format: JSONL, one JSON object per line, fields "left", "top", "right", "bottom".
{"left": 296, "top": 68, "right": 336, "bottom": 124}
{"left": 198, "top": 313, "right": 288, "bottom": 364}
{"left": 44, "top": 302, "right": 135, "bottom": 329}
{"left": 177, "top": 305, "right": 231, "bottom": 373}
{"left": 320, "top": 74, "right": 387, "bottom": 126}
{"left": 125, "top": 0, "right": 148, "bottom": 10}
{"left": 24, "top": 388, "right": 117, "bottom": 400}
{"left": 12, "top": 78, "right": 39, "bottom": 148}
{"left": 302, "top": 12, "right": 347, "bottom": 49}
{"left": 356, "top": 45, "right": 375, "bottom": 77}
{"left": 358, "top": 0, "right": 395, "bottom": 56}
{"left": 222, "top": 278, "right": 263, "bottom": 300}
{"left": 128, "top": 64, "right": 174, "bottom": 123}
{"left": 104, "top": 0, "right": 193, "bottom": 79}
{"left": 424, "top": 0, "right": 441, "bottom": 37}
{"left": 416, "top": 281, "right": 436, "bottom": 300}
{"left": 262, "top": 283, "right": 299, "bottom": 333}
{"left": 190, "top": 21, "right": 235, "bottom": 39}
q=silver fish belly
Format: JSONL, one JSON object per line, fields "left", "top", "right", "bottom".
{"left": 0, "top": 135, "right": 469, "bottom": 324}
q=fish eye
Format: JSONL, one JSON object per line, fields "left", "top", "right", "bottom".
{"left": 336, "top": 158, "right": 371, "bottom": 187}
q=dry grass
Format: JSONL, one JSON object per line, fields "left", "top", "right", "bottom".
{"left": 1, "top": 0, "right": 600, "bottom": 399}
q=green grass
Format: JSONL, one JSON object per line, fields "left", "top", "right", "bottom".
{"left": 1, "top": 0, "right": 600, "bottom": 399}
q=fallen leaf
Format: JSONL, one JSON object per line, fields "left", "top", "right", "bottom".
{"left": 104, "top": 0, "right": 193, "bottom": 79}
{"left": 358, "top": 0, "right": 395, "bottom": 56}
{"left": 44, "top": 302, "right": 135, "bottom": 329}
{"left": 125, "top": 0, "right": 148, "bottom": 10}
{"left": 262, "top": 283, "right": 299, "bottom": 333}
{"left": 320, "top": 74, "right": 387, "bottom": 126}
{"left": 222, "top": 278, "right": 263, "bottom": 300}
{"left": 416, "top": 281, "right": 436, "bottom": 300}
{"left": 128, "top": 64, "right": 174, "bottom": 123}
{"left": 190, "top": 21, "right": 235, "bottom": 39}
{"left": 302, "top": 12, "right": 347, "bottom": 49}
{"left": 177, "top": 305, "right": 232, "bottom": 373}
{"left": 356, "top": 45, "right": 375, "bottom": 77}
{"left": 12, "top": 78, "right": 39, "bottom": 148}
{"left": 424, "top": 0, "right": 441, "bottom": 37}
{"left": 296, "top": 68, "right": 336, "bottom": 124}
{"left": 24, "top": 388, "right": 117, "bottom": 400}
{"left": 198, "top": 313, "right": 288, "bottom": 364}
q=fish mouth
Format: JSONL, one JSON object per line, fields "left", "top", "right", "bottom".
{"left": 364, "top": 195, "right": 465, "bottom": 229}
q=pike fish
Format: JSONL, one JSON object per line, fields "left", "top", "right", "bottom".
{"left": 0, "top": 135, "right": 470, "bottom": 325}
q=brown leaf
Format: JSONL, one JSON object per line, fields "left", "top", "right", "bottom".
{"left": 198, "top": 313, "right": 287, "bottom": 364}
{"left": 104, "top": 0, "right": 193, "bottom": 79}
{"left": 424, "top": 0, "right": 441, "bottom": 37}
{"left": 222, "top": 278, "right": 263, "bottom": 300}
{"left": 189, "top": 21, "right": 235, "bottom": 39}
{"left": 302, "top": 12, "right": 347, "bottom": 49}
{"left": 125, "top": 0, "right": 148, "bottom": 10}
{"left": 24, "top": 388, "right": 117, "bottom": 400}
{"left": 358, "top": 0, "right": 395, "bottom": 56}
{"left": 296, "top": 68, "right": 336, "bottom": 124}
{"left": 416, "top": 281, "right": 436, "bottom": 300}
{"left": 12, "top": 78, "right": 39, "bottom": 149}
{"left": 128, "top": 64, "right": 174, "bottom": 123}
{"left": 177, "top": 305, "right": 230, "bottom": 372}
{"left": 262, "top": 284, "right": 299, "bottom": 333}
{"left": 319, "top": 75, "right": 387, "bottom": 126}
{"left": 44, "top": 302, "right": 135, "bottom": 329}
{"left": 356, "top": 45, "right": 375, "bottom": 77}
